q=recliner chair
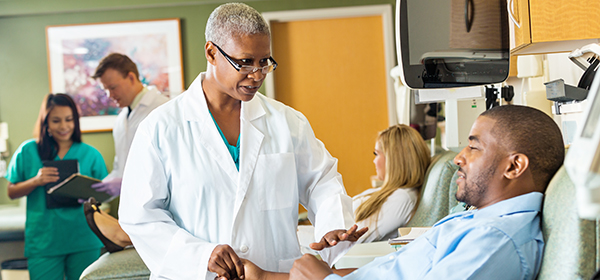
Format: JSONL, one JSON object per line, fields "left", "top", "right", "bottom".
{"left": 406, "top": 150, "right": 459, "bottom": 227}
{"left": 537, "top": 167, "right": 597, "bottom": 280}
{"left": 80, "top": 248, "right": 149, "bottom": 280}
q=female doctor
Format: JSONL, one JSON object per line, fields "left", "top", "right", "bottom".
{"left": 118, "top": 3, "right": 365, "bottom": 280}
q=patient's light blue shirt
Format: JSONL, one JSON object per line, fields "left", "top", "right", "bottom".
{"left": 326, "top": 192, "right": 544, "bottom": 280}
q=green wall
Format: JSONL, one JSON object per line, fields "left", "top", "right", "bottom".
{"left": 0, "top": 0, "right": 396, "bottom": 207}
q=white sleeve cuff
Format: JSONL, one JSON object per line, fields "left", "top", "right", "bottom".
{"left": 324, "top": 273, "right": 344, "bottom": 280}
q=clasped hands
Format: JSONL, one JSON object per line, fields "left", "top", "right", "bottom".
{"left": 210, "top": 224, "right": 368, "bottom": 280}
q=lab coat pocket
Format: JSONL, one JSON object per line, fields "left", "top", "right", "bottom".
{"left": 255, "top": 152, "right": 297, "bottom": 210}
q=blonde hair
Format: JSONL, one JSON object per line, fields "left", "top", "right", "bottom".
{"left": 355, "top": 124, "right": 431, "bottom": 223}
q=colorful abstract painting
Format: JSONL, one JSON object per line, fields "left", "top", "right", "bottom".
{"left": 47, "top": 19, "right": 183, "bottom": 132}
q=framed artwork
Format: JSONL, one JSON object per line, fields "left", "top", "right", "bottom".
{"left": 46, "top": 18, "right": 184, "bottom": 132}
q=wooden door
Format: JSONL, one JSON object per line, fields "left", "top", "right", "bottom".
{"left": 270, "top": 16, "right": 390, "bottom": 198}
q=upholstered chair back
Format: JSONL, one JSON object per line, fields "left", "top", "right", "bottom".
{"left": 537, "top": 167, "right": 597, "bottom": 280}
{"left": 406, "top": 150, "right": 459, "bottom": 227}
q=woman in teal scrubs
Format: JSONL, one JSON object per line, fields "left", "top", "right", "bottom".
{"left": 4, "top": 93, "right": 107, "bottom": 280}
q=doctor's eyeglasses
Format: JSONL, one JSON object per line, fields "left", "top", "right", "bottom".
{"left": 211, "top": 42, "right": 278, "bottom": 75}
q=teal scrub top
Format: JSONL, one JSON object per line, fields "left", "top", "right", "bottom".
{"left": 209, "top": 113, "right": 240, "bottom": 170}
{"left": 5, "top": 139, "right": 107, "bottom": 257}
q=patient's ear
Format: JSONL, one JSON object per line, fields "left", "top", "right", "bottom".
{"left": 504, "top": 153, "right": 529, "bottom": 180}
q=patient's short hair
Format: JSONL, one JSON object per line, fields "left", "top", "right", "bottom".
{"left": 481, "top": 105, "right": 564, "bottom": 191}
{"left": 205, "top": 2, "right": 270, "bottom": 47}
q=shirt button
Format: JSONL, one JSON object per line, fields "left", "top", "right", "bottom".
{"left": 240, "top": 245, "right": 249, "bottom": 253}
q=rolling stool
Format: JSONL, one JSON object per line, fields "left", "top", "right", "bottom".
{"left": 0, "top": 258, "right": 28, "bottom": 280}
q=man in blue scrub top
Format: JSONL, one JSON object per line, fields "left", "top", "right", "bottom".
{"left": 243, "top": 105, "right": 565, "bottom": 280}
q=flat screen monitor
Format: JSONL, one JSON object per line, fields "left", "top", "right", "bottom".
{"left": 396, "top": 0, "right": 510, "bottom": 89}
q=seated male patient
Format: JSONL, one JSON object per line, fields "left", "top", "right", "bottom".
{"left": 242, "top": 105, "right": 565, "bottom": 280}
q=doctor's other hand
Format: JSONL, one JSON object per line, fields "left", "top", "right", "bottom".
{"left": 35, "top": 167, "right": 59, "bottom": 186}
{"left": 209, "top": 244, "right": 245, "bottom": 280}
{"left": 290, "top": 254, "right": 333, "bottom": 280}
{"left": 309, "top": 224, "right": 368, "bottom": 251}
{"left": 91, "top": 178, "right": 122, "bottom": 197}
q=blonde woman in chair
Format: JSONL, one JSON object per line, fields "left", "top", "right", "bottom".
{"left": 298, "top": 124, "right": 430, "bottom": 248}
{"left": 353, "top": 124, "right": 431, "bottom": 243}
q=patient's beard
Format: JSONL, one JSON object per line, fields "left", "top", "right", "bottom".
{"left": 455, "top": 163, "right": 497, "bottom": 207}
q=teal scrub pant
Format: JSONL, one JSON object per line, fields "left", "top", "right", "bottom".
{"left": 27, "top": 248, "right": 100, "bottom": 280}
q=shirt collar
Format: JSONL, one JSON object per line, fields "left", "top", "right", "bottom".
{"left": 241, "top": 92, "right": 266, "bottom": 122}
{"left": 130, "top": 86, "right": 148, "bottom": 110}
{"left": 472, "top": 192, "right": 543, "bottom": 219}
{"left": 436, "top": 192, "right": 544, "bottom": 225}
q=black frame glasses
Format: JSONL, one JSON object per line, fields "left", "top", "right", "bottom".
{"left": 211, "top": 42, "right": 278, "bottom": 75}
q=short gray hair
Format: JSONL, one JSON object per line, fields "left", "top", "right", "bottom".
{"left": 205, "top": 2, "right": 271, "bottom": 47}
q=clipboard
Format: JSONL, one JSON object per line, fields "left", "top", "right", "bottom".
{"left": 46, "top": 173, "right": 111, "bottom": 202}
{"left": 43, "top": 160, "right": 80, "bottom": 208}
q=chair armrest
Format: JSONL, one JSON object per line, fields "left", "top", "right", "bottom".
{"left": 80, "top": 248, "right": 150, "bottom": 280}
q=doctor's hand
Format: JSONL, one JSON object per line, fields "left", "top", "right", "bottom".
{"left": 209, "top": 244, "right": 245, "bottom": 280}
{"left": 309, "top": 224, "right": 368, "bottom": 251}
{"left": 91, "top": 178, "right": 122, "bottom": 197}
{"left": 289, "top": 254, "right": 333, "bottom": 280}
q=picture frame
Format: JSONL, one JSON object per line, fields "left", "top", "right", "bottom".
{"left": 46, "top": 18, "right": 184, "bottom": 133}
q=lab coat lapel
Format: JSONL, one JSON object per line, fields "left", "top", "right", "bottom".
{"left": 183, "top": 74, "right": 239, "bottom": 184}
{"left": 233, "top": 97, "right": 265, "bottom": 216}
{"left": 113, "top": 110, "right": 128, "bottom": 175}
{"left": 136, "top": 86, "right": 157, "bottom": 109}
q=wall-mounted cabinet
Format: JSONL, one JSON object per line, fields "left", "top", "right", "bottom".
{"left": 509, "top": 55, "right": 518, "bottom": 77}
{"left": 510, "top": 0, "right": 600, "bottom": 55}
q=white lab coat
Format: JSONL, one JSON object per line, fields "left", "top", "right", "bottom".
{"left": 119, "top": 73, "right": 355, "bottom": 280}
{"left": 353, "top": 186, "right": 419, "bottom": 243}
{"left": 104, "top": 86, "right": 169, "bottom": 181}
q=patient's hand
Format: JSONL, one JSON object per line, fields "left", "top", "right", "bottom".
{"left": 290, "top": 254, "right": 333, "bottom": 280}
{"left": 309, "top": 224, "right": 368, "bottom": 250}
{"left": 242, "top": 259, "right": 289, "bottom": 280}
{"left": 242, "top": 259, "right": 265, "bottom": 280}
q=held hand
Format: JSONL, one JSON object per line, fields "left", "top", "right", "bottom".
{"left": 91, "top": 178, "right": 122, "bottom": 197}
{"left": 35, "top": 167, "right": 59, "bottom": 186}
{"left": 289, "top": 254, "right": 333, "bottom": 280}
{"left": 208, "top": 244, "right": 245, "bottom": 280}
{"left": 309, "top": 224, "right": 368, "bottom": 251}
{"left": 241, "top": 259, "right": 265, "bottom": 280}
